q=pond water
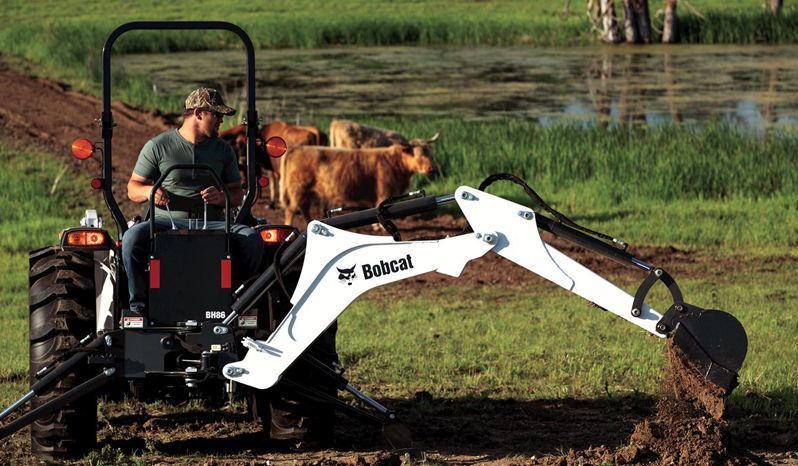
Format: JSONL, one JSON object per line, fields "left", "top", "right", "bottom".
{"left": 117, "top": 45, "right": 798, "bottom": 130}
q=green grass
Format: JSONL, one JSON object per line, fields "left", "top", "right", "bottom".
{"left": 352, "top": 119, "right": 797, "bottom": 248}
{"left": 0, "top": 124, "right": 795, "bottom": 460}
{"left": 2, "top": 1, "right": 798, "bottom": 109}
{"left": 0, "top": 146, "right": 92, "bottom": 388}
{"left": 339, "top": 262, "right": 798, "bottom": 419}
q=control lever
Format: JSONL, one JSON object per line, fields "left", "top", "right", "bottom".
{"left": 164, "top": 203, "right": 177, "bottom": 230}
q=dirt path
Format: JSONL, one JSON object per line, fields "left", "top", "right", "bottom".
{"left": 1, "top": 58, "right": 795, "bottom": 465}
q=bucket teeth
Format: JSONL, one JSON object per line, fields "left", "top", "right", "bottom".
{"left": 657, "top": 303, "right": 748, "bottom": 395}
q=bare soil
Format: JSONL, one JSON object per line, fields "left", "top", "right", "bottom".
{"left": 1, "top": 58, "right": 796, "bottom": 465}
{"left": 541, "top": 341, "right": 748, "bottom": 466}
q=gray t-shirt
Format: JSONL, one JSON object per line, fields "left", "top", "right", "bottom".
{"left": 133, "top": 129, "right": 240, "bottom": 221}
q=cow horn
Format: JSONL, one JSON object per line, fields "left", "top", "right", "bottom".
{"left": 426, "top": 131, "right": 441, "bottom": 144}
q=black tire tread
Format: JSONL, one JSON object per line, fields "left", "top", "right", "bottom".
{"left": 28, "top": 247, "right": 97, "bottom": 458}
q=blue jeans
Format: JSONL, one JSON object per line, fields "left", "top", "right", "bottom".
{"left": 122, "top": 219, "right": 262, "bottom": 311}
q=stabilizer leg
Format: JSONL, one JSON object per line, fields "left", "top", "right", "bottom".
{"left": 0, "top": 368, "right": 116, "bottom": 441}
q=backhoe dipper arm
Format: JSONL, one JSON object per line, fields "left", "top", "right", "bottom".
{"left": 224, "top": 186, "right": 664, "bottom": 390}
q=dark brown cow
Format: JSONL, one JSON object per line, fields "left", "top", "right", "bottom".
{"left": 329, "top": 119, "right": 440, "bottom": 159}
{"left": 219, "top": 122, "right": 325, "bottom": 205}
{"left": 280, "top": 145, "right": 434, "bottom": 226}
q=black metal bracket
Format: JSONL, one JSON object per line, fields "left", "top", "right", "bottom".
{"left": 631, "top": 267, "right": 683, "bottom": 322}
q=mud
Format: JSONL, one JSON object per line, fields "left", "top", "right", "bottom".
{"left": 666, "top": 342, "right": 727, "bottom": 420}
{"left": 617, "top": 341, "right": 733, "bottom": 465}
{"left": 545, "top": 341, "right": 746, "bottom": 466}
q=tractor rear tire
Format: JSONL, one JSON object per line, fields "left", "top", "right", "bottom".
{"left": 28, "top": 247, "right": 98, "bottom": 458}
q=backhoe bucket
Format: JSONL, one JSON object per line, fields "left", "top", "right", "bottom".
{"left": 658, "top": 303, "right": 748, "bottom": 395}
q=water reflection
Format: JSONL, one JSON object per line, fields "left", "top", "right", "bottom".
{"left": 116, "top": 45, "right": 798, "bottom": 130}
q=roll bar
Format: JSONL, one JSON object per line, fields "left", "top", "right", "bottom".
{"left": 101, "top": 21, "right": 259, "bottom": 237}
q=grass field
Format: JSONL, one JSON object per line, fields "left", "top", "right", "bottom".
{"left": 2, "top": 1, "right": 798, "bottom": 110}
{"left": 0, "top": 117, "right": 795, "bottom": 415}
{"left": 0, "top": 146, "right": 91, "bottom": 391}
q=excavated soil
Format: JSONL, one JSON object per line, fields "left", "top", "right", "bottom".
{"left": 541, "top": 340, "right": 796, "bottom": 466}
{"left": 544, "top": 341, "right": 740, "bottom": 466}
{"left": 1, "top": 57, "right": 796, "bottom": 465}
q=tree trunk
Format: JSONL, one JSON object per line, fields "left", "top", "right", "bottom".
{"left": 634, "top": 0, "right": 652, "bottom": 43}
{"left": 622, "top": 0, "right": 639, "bottom": 43}
{"left": 768, "top": 0, "right": 783, "bottom": 15}
{"left": 621, "top": 0, "right": 651, "bottom": 43}
{"left": 662, "top": 0, "right": 679, "bottom": 43}
{"left": 599, "top": 0, "right": 622, "bottom": 43}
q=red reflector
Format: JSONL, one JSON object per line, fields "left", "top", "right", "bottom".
{"left": 221, "top": 259, "right": 232, "bottom": 289}
{"left": 257, "top": 176, "right": 269, "bottom": 188}
{"left": 265, "top": 136, "right": 287, "bottom": 158}
{"left": 150, "top": 259, "right": 161, "bottom": 289}
{"left": 90, "top": 178, "right": 103, "bottom": 190}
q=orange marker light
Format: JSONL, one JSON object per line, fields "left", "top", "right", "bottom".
{"left": 65, "top": 230, "right": 106, "bottom": 247}
{"left": 265, "top": 136, "right": 287, "bottom": 158}
{"left": 259, "top": 228, "right": 293, "bottom": 244}
{"left": 71, "top": 138, "right": 95, "bottom": 160}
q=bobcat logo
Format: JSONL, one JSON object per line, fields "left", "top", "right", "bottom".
{"left": 337, "top": 265, "right": 357, "bottom": 286}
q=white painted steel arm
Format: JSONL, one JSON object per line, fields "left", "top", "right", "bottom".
{"left": 225, "top": 224, "right": 495, "bottom": 389}
{"left": 454, "top": 186, "right": 663, "bottom": 335}
{"left": 224, "top": 186, "right": 662, "bottom": 390}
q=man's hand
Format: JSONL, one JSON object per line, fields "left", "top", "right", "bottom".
{"left": 153, "top": 187, "right": 170, "bottom": 206}
{"left": 201, "top": 186, "right": 225, "bottom": 206}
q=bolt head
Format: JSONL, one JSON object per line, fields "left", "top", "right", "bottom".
{"left": 654, "top": 268, "right": 663, "bottom": 277}
{"left": 656, "top": 323, "right": 668, "bottom": 333}
{"left": 631, "top": 308, "right": 641, "bottom": 317}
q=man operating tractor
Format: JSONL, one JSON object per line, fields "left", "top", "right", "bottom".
{"left": 122, "top": 87, "right": 262, "bottom": 314}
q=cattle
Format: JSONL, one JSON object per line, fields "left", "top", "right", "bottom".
{"left": 329, "top": 119, "right": 440, "bottom": 160}
{"left": 280, "top": 144, "right": 434, "bottom": 226}
{"left": 219, "top": 122, "right": 325, "bottom": 205}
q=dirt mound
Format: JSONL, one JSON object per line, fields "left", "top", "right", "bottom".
{"left": 615, "top": 342, "right": 732, "bottom": 465}
{"left": 546, "top": 341, "right": 742, "bottom": 466}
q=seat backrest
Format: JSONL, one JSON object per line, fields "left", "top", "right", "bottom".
{"left": 148, "top": 230, "right": 232, "bottom": 325}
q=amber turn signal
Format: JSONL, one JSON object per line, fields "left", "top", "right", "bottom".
{"left": 71, "top": 138, "right": 95, "bottom": 160}
{"left": 65, "top": 229, "right": 106, "bottom": 247}
{"left": 259, "top": 228, "right": 293, "bottom": 244}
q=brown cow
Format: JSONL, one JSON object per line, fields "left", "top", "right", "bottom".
{"left": 219, "top": 122, "right": 325, "bottom": 205}
{"left": 280, "top": 144, "right": 434, "bottom": 226}
{"left": 329, "top": 119, "right": 440, "bottom": 159}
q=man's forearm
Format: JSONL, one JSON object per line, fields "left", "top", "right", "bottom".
{"left": 127, "top": 180, "right": 154, "bottom": 203}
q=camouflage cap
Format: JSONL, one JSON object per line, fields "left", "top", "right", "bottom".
{"left": 185, "top": 88, "right": 236, "bottom": 116}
